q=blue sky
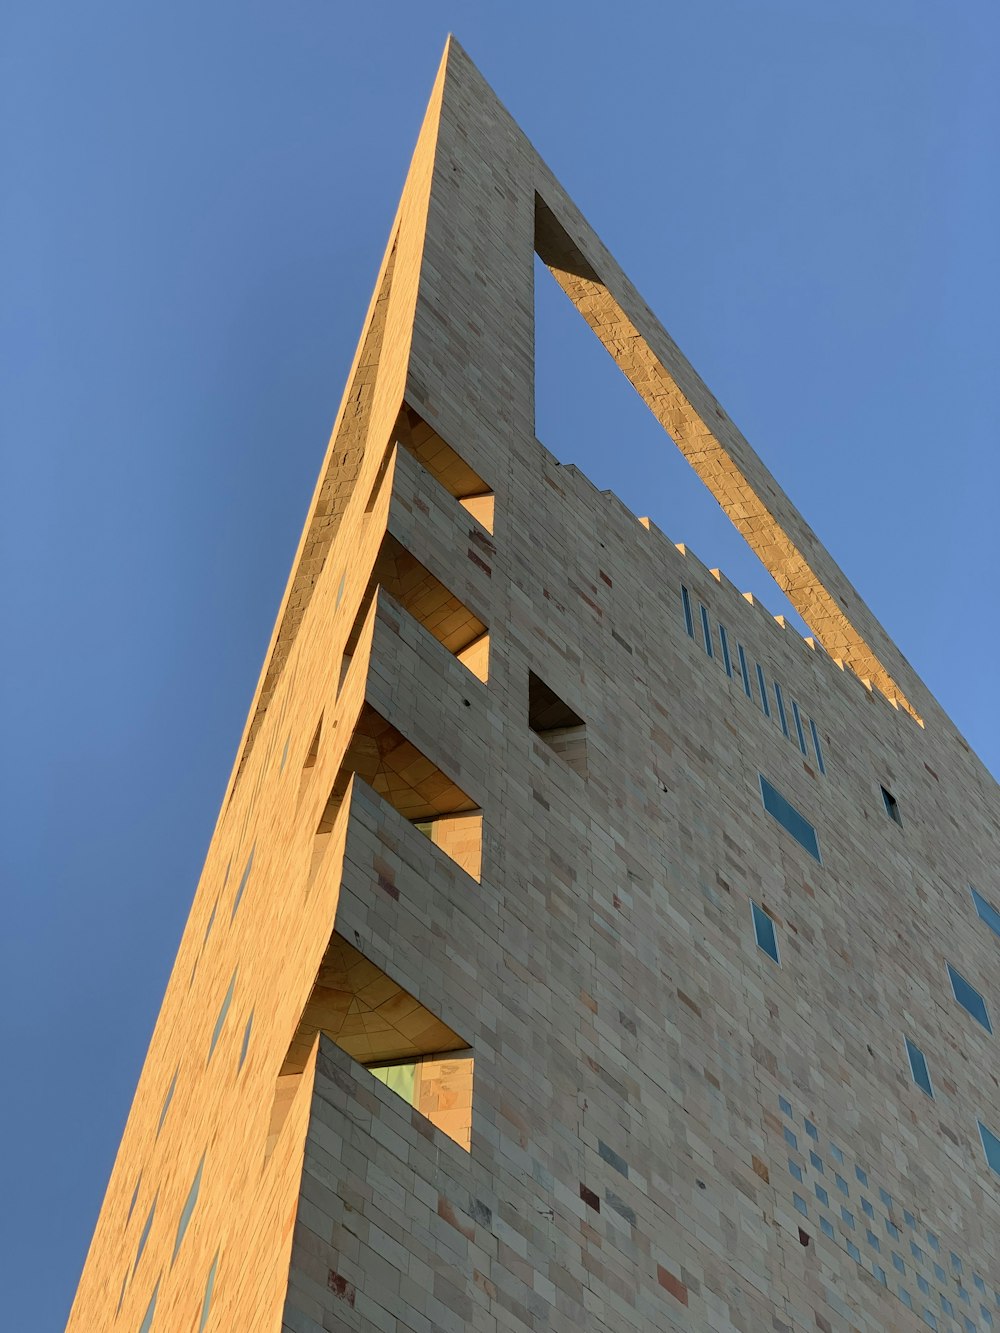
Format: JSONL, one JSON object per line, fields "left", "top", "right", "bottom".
{"left": 2, "top": 1, "right": 998, "bottom": 1326}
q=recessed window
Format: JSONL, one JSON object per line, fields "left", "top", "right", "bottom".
{"left": 971, "top": 886, "right": 1000, "bottom": 940}
{"left": 699, "top": 603, "right": 714, "bottom": 657}
{"left": 238, "top": 1010, "right": 254, "bottom": 1072}
{"left": 230, "top": 845, "right": 255, "bottom": 922}
{"left": 138, "top": 1281, "right": 159, "bottom": 1333}
{"left": 755, "top": 663, "right": 771, "bottom": 718}
{"left": 904, "top": 1036, "right": 934, "bottom": 1097}
{"left": 948, "top": 964, "right": 992, "bottom": 1033}
{"left": 680, "top": 585, "right": 694, "bottom": 638}
{"left": 808, "top": 718, "right": 827, "bottom": 776}
{"left": 981, "top": 1125, "right": 1000, "bottom": 1178}
{"left": 759, "top": 774, "right": 821, "bottom": 862}
{"left": 172, "top": 1154, "right": 205, "bottom": 1263}
{"left": 157, "top": 1069, "right": 178, "bottom": 1138}
{"left": 737, "top": 644, "right": 753, "bottom": 700}
{"left": 199, "top": 1251, "right": 220, "bottom": 1333}
{"left": 773, "top": 682, "right": 790, "bottom": 738}
{"left": 126, "top": 1174, "right": 142, "bottom": 1226}
{"left": 881, "top": 785, "right": 902, "bottom": 825}
{"left": 208, "top": 969, "right": 238, "bottom": 1062}
{"left": 791, "top": 700, "right": 808, "bottom": 756}
{"left": 529, "top": 672, "right": 587, "bottom": 778}
{"left": 750, "top": 900, "right": 780, "bottom": 964}
{"left": 134, "top": 1196, "right": 157, "bottom": 1273}
{"left": 718, "top": 623, "right": 733, "bottom": 677}
{"left": 369, "top": 1049, "right": 475, "bottom": 1151}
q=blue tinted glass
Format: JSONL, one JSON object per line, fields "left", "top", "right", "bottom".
{"left": 893, "top": 1252, "right": 906, "bottom": 1274}
{"left": 759, "top": 775, "right": 821, "bottom": 862}
{"left": 208, "top": 969, "right": 238, "bottom": 1062}
{"left": 809, "top": 1151, "right": 823, "bottom": 1173}
{"left": 975, "top": 1275, "right": 987, "bottom": 1293}
{"left": 972, "top": 887, "right": 1000, "bottom": 940}
{"left": 923, "top": 1307, "right": 938, "bottom": 1329}
{"left": 979, "top": 1120, "right": 1000, "bottom": 1175}
{"left": 699, "top": 604, "right": 714, "bottom": 657}
{"left": 900, "top": 1288, "right": 912, "bottom": 1308}
{"left": 874, "top": 1265, "right": 886, "bottom": 1286}
{"left": 855, "top": 1165, "right": 869, "bottom": 1186}
{"left": 784, "top": 1127, "right": 798, "bottom": 1149}
{"left": 172, "top": 1155, "right": 205, "bottom": 1263}
{"left": 841, "top": 1207, "right": 855, "bottom": 1229}
{"left": 948, "top": 964, "right": 992, "bottom": 1032}
{"left": 918, "top": 1274, "right": 930, "bottom": 1294}
{"left": 934, "top": 1263, "right": 946, "bottom": 1282}
{"left": 862, "top": 1198, "right": 874, "bottom": 1218}
{"left": 139, "top": 1282, "right": 159, "bottom": 1333}
{"left": 905, "top": 1037, "right": 933, "bottom": 1096}
{"left": 718, "top": 624, "right": 733, "bottom": 677}
{"left": 951, "top": 1252, "right": 963, "bottom": 1272}
{"left": 794, "top": 1193, "right": 808, "bottom": 1216}
{"left": 927, "top": 1231, "right": 939, "bottom": 1251}
{"left": 680, "top": 585, "right": 694, "bottom": 637}
{"left": 867, "top": 1230, "right": 881, "bottom": 1252}
{"left": 199, "top": 1252, "right": 220, "bottom": 1333}
{"left": 737, "top": 644, "right": 753, "bottom": 699}
{"left": 879, "top": 1187, "right": 892, "bottom": 1208}
{"left": 904, "top": 1210, "right": 916, "bottom": 1229}
{"left": 779, "top": 1095, "right": 793, "bottom": 1117}
{"left": 805, "top": 1119, "right": 818, "bottom": 1140}
{"left": 789, "top": 1159, "right": 803, "bottom": 1182}
{"left": 886, "top": 1219, "right": 900, "bottom": 1240}
{"left": 910, "top": 1242, "right": 924, "bottom": 1261}
{"left": 773, "top": 682, "right": 790, "bottom": 737}
{"left": 791, "top": 700, "right": 808, "bottom": 755}
{"left": 820, "top": 1216, "right": 834, "bottom": 1239}
{"left": 847, "top": 1241, "right": 861, "bottom": 1263}
{"left": 230, "top": 846, "right": 255, "bottom": 922}
{"left": 755, "top": 663, "right": 771, "bottom": 717}
{"left": 157, "top": 1070, "right": 178, "bottom": 1137}
{"left": 808, "top": 718, "right": 827, "bottom": 775}
{"left": 815, "top": 1184, "right": 829, "bottom": 1206}
{"left": 751, "top": 901, "right": 780, "bottom": 963}
{"left": 835, "top": 1173, "right": 848, "bottom": 1195}
{"left": 238, "top": 1010, "right": 254, "bottom": 1072}
{"left": 830, "top": 1143, "right": 844, "bottom": 1163}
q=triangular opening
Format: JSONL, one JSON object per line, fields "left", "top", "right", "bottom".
{"left": 533, "top": 225, "right": 811, "bottom": 639}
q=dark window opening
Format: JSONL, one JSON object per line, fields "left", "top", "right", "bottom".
{"left": 881, "top": 785, "right": 902, "bottom": 825}
{"left": 529, "top": 671, "right": 588, "bottom": 778}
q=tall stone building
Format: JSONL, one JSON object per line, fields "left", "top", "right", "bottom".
{"left": 69, "top": 38, "right": 1000, "bottom": 1333}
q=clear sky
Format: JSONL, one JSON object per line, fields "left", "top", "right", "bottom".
{"left": 3, "top": 1, "right": 998, "bottom": 1326}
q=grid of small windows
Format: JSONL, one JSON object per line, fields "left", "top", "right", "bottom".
{"left": 679, "top": 584, "right": 827, "bottom": 773}
{"left": 776, "top": 1095, "right": 1000, "bottom": 1326}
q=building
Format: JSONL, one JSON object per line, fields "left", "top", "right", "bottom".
{"left": 68, "top": 37, "right": 1000, "bottom": 1333}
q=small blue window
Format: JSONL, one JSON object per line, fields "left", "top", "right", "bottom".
{"left": 835, "top": 1173, "right": 848, "bottom": 1195}
{"left": 139, "top": 1282, "right": 160, "bottom": 1333}
{"left": 948, "top": 964, "right": 992, "bottom": 1033}
{"left": 680, "top": 586, "right": 695, "bottom": 638}
{"left": 804, "top": 1118, "right": 818, "bottom": 1141}
{"left": 886, "top": 1218, "right": 900, "bottom": 1240}
{"left": 830, "top": 1143, "right": 844, "bottom": 1164}
{"left": 905, "top": 1037, "right": 934, "bottom": 1097}
{"left": 699, "top": 604, "right": 714, "bottom": 657}
{"left": 893, "top": 1252, "right": 906, "bottom": 1274}
{"left": 847, "top": 1241, "right": 861, "bottom": 1263}
{"left": 820, "top": 1216, "right": 834, "bottom": 1239}
{"left": 208, "top": 969, "right": 238, "bottom": 1063}
{"left": 784, "top": 1126, "right": 798, "bottom": 1149}
{"left": 199, "top": 1251, "right": 220, "bottom": 1332}
{"left": 900, "top": 1287, "right": 913, "bottom": 1309}
{"left": 922, "top": 1308, "right": 938, "bottom": 1329}
{"left": 718, "top": 624, "right": 733, "bottom": 677}
{"left": 878, "top": 1187, "right": 892, "bottom": 1209}
{"left": 971, "top": 887, "right": 1000, "bottom": 940}
{"left": 867, "top": 1229, "right": 881, "bottom": 1252}
{"left": 927, "top": 1231, "right": 939, "bottom": 1252}
{"left": 773, "top": 682, "right": 790, "bottom": 738}
{"left": 874, "top": 1264, "right": 886, "bottom": 1286}
{"left": 808, "top": 718, "right": 827, "bottom": 775}
{"left": 230, "top": 846, "right": 255, "bottom": 922}
{"left": 978, "top": 1120, "right": 1000, "bottom": 1175}
{"left": 974, "top": 1275, "right": 987, "bottom": 1294}
{"left": 918, "top": 1274, "right": 930, "bottom": 1295}
{"left": 815, "top": 1183, "right": 829, "bottom": 1206}
{"left": 904, "top": 1209, "right": 916, "bottom": 1229}
{"left": 755, "top": 663, "right": 771, "bottom": 717}
{"left": 779, "top": 1095, "right": 793, "bottom": 1117}
{"left": 134, "top": 1196, "right": 157, "bottom": 1273}
{"left": 791, "top": 700, "right": 808, "bottom": 755}
{"left": 862, "top": 1197, "right": 874, "bottom": 1219}
{"left": 759, "top": 775, "right": 821, "bottom": 862}
{"left": 793, "top": 1193, "right": 808, "bottom": 1216}
{"left": 933, "top": 1262, "right": 946, "bottom": 1283}
{"left": 157, "top": 1070, "right": 178, "bottom": 1138}
{"left": 172, "top": 1155, "right": 205, "bottom": 1263}
{"left": 238, "top": 1010, "right": 254, "bottom": 1072}
{"left": 751, "top": 901, "right": 780, "bottom": 964}
{"left": 809, "top": 1150, "right": 823, "bottom": 1173}
{"left": 789, "top": 1159, "right": 802, "bottom": 1181}
{"left": 910, "top": 1242, "right": 924, "bottom": 1262}
{"left": 855, "top": 1165, "right": 869, "bottom": 1186}
{"left": 737, "top": 644, "right": 753, "bottom": 699}
{"left": 841, "top": 1207, "right": 855, "bottom": 1229}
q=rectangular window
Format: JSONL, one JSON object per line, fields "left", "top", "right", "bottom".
{"left": 759, "top": 774, "right": 821, "bottom": 862}
{"left": 904, "top": 1036, "right": 934, "bottom": 1097}
{"left": 948, "top": 964, "right": 992, "bottom": 1033}
{"left": 737, "top": 644, "right": 753, "bottom": 700}
{"left": 809, "top": 718, "right": 827, "bottom": 775}
{"left": 680, "top": 585, "right": 694, "bottom": 638}
{"left": 699, "top": 603, "right": 714, "bottom": 657}
{"left": 881, "top": 785, "right": 902, "bottom": 825}
{"left": 791, "top": 701, "right": 808, "bottom": 755}
{"left": 718, "top": 623, "right": 733, "bottom": 678}
{"left": 773, "top": 682, "right": 790, "bottom": 738}
{"left": 971, "top": 887, "right": 1000, "bottom": 940}
{"left": 755, "top": 663, "right": 771, "bottom": 717}
{"left": 751, "top": 900, "right": 780, "bottom": 964}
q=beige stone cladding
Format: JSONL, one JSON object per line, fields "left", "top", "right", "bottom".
{"left": 69, "top": 38, "right": 999, "bottom": 1333}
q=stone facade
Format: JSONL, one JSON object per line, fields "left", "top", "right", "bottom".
{"left": 68, "top": 38, "right": 1000, "bottom": 1333}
